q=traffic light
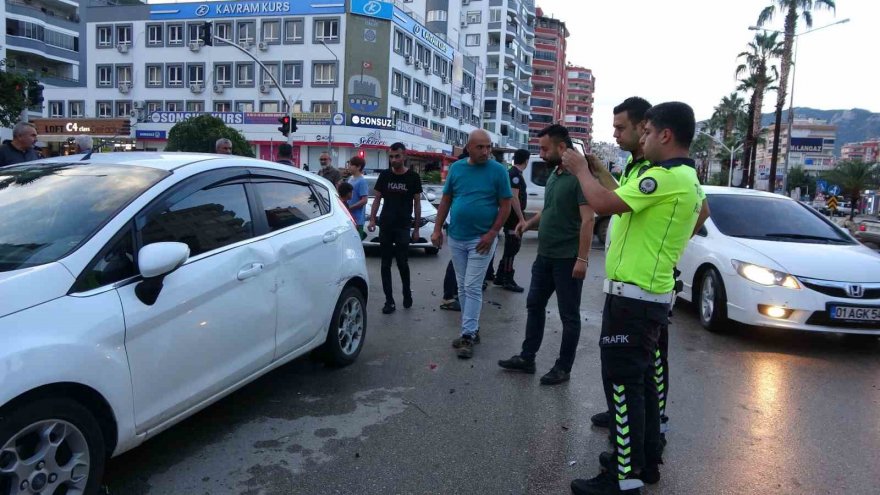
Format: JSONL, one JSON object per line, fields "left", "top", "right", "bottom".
{"left": 199, "top": 21, "right": 213, "bottom": 46}
{"left": 27, "top": 80, "right": 44, "bottom": 107}
{"left": 357, "top": 150, "right": 365, "bottom": 159}
{"left": 290, "top": 117, "right": 298, "bottom": 133}
{"left": 278, "top": 116, "right": 290, "bottom": 136}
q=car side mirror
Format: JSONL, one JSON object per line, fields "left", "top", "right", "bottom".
{"left": 426, "top": 192, "right": 437, "bottom": 202}
{"left": 135, "top": 242, "right": 190, "bottom": 305}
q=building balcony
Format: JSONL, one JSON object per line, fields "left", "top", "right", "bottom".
{"left": 519, "top": 64, "right": 533, "bottom": 76}
{"left": 487, "top": 66, "right": 500, "bottom": 75}
{"left": 533, "top": 58, "right": 556, "bottom": 68}
{"left": 6, "top": 66, "right": 80, "bottom": 87}
{"left": 484, "top": 88, "right": 499, "bottom": 98}
{"left": 6, "top": 0, "right": 81, "bottom": 31}
{"left": 487, "top": 43, "right": 501, "bottom": 53}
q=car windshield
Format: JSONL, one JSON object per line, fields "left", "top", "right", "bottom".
{"left": 0, "top": 163, "right": 169, "bottom": 272}
{"left": 707, "top": 194, "right": 854, "bottom": 244}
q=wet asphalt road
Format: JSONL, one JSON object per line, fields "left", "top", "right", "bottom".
{"left": 103, "top": 234, "right": 880, "bottom": 495}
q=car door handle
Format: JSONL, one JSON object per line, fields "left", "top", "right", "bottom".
{"left": 237, "top": 263, "right": 264, "bottom": 281}
{"left": 528, "top": 193, "right": 539, "bottom": 196}
{"left": 323, "top": 230, "right": 340, "bottom": 243}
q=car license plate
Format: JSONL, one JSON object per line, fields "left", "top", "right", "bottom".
{"left": 829, "top": 305, "right": 880, "bottom": 322}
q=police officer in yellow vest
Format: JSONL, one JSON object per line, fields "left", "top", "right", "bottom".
{"left": 565, "top": 102, "right": 709, "bottom": 495}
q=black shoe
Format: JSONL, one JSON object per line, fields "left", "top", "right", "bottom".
{"left": 598, "top": 453, "right": 660, "bottom": 485}
{"left": 382, "top": 301, "right": 396, "bottom": 314}
{"left": 492, "top": 274, "right": 507, "bottom": 286}
{"left": 452, "top": 332, "right": 480, "bottom": 348}
{"left": 456, "top": 335, "right": 475, "bottom": 359}
{"left": 497, "top": 355, "right": 536, "bottom": 374}
{"left": 591, "top": 411, "right": 611, "bottom": 428}
{"left": 502, "top": 281, "right": 525, "bottom": 293}
{"left": 403, "top": 292, "right": 413, "bottom": 309}
{"left": 440, "top": 298, "right": 461, "bottom": 311}
{"left": 540, "top": 367, "right": 570, "bottom": 385}
{"left": 571, "top": 470, "right": 643, "bottom": 495}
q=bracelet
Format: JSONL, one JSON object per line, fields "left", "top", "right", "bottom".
{"left": 577, "top": 257, "right": 589, "bottom": 263}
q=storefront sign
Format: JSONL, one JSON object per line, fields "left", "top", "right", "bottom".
{"left": 355, "top": 130, "right": 387, "bottom": 147}
{"left": 393, "top": 7, "right": 454, "bottom": 60}
{"left": 350, "top": 0, "right": 393, "bottom": 20}
{"left": 245, "top": 112, "right": 333, "bottom": 126}
{"left": 349, "top": 113, "right": 394, "bottom": 130}
{"left": 136, "top": 130, "right": 167, "bottom": 139}
{"left": 31, "top": 119, "right": 128, "bottom": 136}
{"left": 790, "top": 137, "right": 824, "bottom": 153}
{"left": 395, "top": 120, "right": 442, "bottom": 141}
{"left": 147, "top": 111, "right": 334, "bottom": 126}
{"left": 149, "top": 0, "right": 344, "bottom": 20}
{"left": 149, "top": 111, "right": 245, "bottom": 125}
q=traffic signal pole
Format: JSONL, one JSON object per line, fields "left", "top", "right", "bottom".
{"left": 203, "top": 22, "right": 295, "bottom": 144}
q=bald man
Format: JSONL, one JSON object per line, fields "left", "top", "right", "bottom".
{"left": 432, "top": 130, "right": 512, "bottom": 359}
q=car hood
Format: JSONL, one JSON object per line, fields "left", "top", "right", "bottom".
{"left": 730, "top": 237, "right": 880, "bottom": 282}
{"left": 0, "top": 263, "right": 75, "bottom": 318}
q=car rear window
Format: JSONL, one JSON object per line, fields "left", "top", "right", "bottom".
{"left": 0, "top": 163, "right": 169, "bottom": 272}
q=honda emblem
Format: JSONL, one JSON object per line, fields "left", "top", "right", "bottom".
{"left": 847, "top": 284, "right": 865, "bottom": 298}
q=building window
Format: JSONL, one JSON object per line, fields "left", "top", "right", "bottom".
{"left": 284, "top": 19, "right": 304, "bottom": 43}
{"left": 116, "top": 101, "right": 131, "bottom": 118}
{"left": 282, "top": 62, "right": 303, "bottom": 87}
{"left": 427, "top": 10, "right": 448, "bottom": 22}
{"left": 314, "top": 18, "right": 339, "bottom": 43}
{"left": 167, "top": 64, "right": 184, "bottom": 87}
{"left": 96, "top": 25, "right": 112, "bottom": 48}
{"left": 215, "top": 22, "right": 231, "bottom": 41}
{"left": 466, "top": 11, "right": 481, "bottom": 24}
{"left": 393, "top": 30, "right": 405, "bottom": 54}
{"left": 96, "top": 101, "right": 112, "bottom": 118}
{"left": 262, "top": 20, "right": 280, "bottom": 43}
{"left": 261, "top": 63, "right": 279, "bottom": 86}
{"left": 147, "top": 23, "right": 163, "bottom": 46}
{"left": 214, "top": 101, "right": 231, "bottom": 112}
{"left": 392, "top": 71, "right": 402, "bottom": 95}
{"left": 490, "top": 8, "right": 502, "bottom": 23}
{"left": 312, "top": 62, "right": 337, "bottom": 86}
{"left": 465, "top": 34, "right": 480, "bottom": 46}
{"left": 116, "top": 65, "right": 132, "bottom": 86}
{"left": 69, "top": 101, "right": 84, "bottom": 118}
{"left": 187, "top": 23, "right": 201, "bottom": 44}
{"left": 167, "top": 24, "right": 184, "bottom": 46}
{"left": 311, "top": 101, "right": 335, "bottom": 113}
{"left": 165, "top": 101, "right": 183, "bottom": 112}
{"left": 143, "top": 64, "right": 161, "bottom": 88}
{"left": 260, "top": 101, "right": 280, "bottom": 112}
{"left": 48, "top": 101, "right": 64, "bottom": 117}
{"left": 404, "top": 36, "right": 413, "bottom": 55}
{"left": 413, "top": 116, "right": 428, "bottom": 127}
{"left": 116, "top": 25, "right": 132, "bottom": 45}
{"left": 96, "top": 65, "right": 113, "bottom": 87}
{"left": 235, "top": 101, "right": 254, "bottom": 112}
{"left": 214, "top": 63, "right": 232, "bottom": 86}
{"left": 187, "top": 64, "right": 205, "bottom": 85}
{"left": 237, "top": 21, "right": 255, "bottom": 44}
{"left": 186, "top": 101, "right": 204, "bottom": 112}
{"left": 146, "top": 101, "right": 162, "bottom": 114}
{"left": 236, "top": 63, "right": 255, "bottom": 86}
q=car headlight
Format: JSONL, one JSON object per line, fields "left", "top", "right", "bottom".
{"left": 731, "top": 260, "right": 801, "bottom": 289}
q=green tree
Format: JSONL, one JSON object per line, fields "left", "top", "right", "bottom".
{"left": 0, "top": 60, "right": 33, "bottom": 128}
{"left": 710, "top": 92, "right": 747, "bottom": 142}
{"left": 165, "top": 115, "right": 254, "bottom": 156}
{"left": 736, "top": 31, "right": 782, "bottom": 188}
{"left": 785, "top": 166, "right": 816, "bottom": 196}
{"left": 757, "top": 0, "right": 836, "bottom": 191}
{"left": 690, "top": 132, "right": 715, "bottom": 184}
{"left": 822, "top": 160, "right": 879, "bottom": 220}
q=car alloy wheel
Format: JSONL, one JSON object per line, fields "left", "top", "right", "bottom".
{"left": 699, "top": 268, "right": 729, "bottom": 333}
{"left": 321, "top": 286, "right": 367, "bottom": 366}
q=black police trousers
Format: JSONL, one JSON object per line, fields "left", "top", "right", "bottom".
{"left": 379, "top": 227, "right": 411, "bottom": 303}
{"left": 496, "top": 227, "right": 522, "bottom": 279}
{"left": 600, "top": 294, "right": 668, "bottom": 477}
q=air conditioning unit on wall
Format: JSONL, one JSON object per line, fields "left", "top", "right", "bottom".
{"left": 190, "top": 83, "right": 204, "bottom": 93}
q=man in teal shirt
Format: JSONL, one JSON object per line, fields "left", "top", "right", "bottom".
{"left": 432, "top": 130, "right": 512, "bottom": 359}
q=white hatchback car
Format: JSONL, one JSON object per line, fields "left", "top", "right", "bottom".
{"left": 0, "top": 153, "right": 368, "bottom": 493}
{"left": 360, "top": 175, "right": 441, "bottom": 255}
{"left": 677, "top": 186, "right": 880, "bottom": 336}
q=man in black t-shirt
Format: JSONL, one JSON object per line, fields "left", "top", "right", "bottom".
{"left": 494, "top": 149, "right": 530, "bottom": 292}
{"left": 368, "top": 142, "right": 423, "bottom": 314}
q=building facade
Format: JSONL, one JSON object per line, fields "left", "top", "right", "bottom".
{"left": 37, "top": 0, "right": 485, "bottom": 170}
{"left": 564, "top": 64, "right": 593, "bottom": 150}
{"left": 755, "top": 118, "right": 838, "bottom": 180}
{"left": 841, "top": 139, "right": 880, "bottom": 164}
{"left": 526, "top": 7, "right": 566, "bottom": 153}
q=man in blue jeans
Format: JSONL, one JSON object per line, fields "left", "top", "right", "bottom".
{"left": 497, "top": 124, "right": 594, "bottom": 384}
{"left": 432, "top": 129, "right": 512, "bottom": 359}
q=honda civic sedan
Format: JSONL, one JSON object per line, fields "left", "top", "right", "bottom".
{"left": 0, "top": 153, "right": 368, "bottom": 494}
{"left": 676, "top": 186, "right": 880, "bottom": 336}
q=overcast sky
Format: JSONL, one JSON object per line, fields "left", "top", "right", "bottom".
{"left": 536, "top": 0, "right": 876, "bottom": 142}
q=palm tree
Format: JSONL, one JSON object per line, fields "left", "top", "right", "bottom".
{"left": 711, "top": 93, "right": 746, "bottom": 143}
{"left": 823, "top": 160, "right": 879, "bottom": 221}
{"left": 757, "top": 0, "right": 836, "bottom": 192}
{"left": 736, "top": 32, "right": 782, "bottom": 188}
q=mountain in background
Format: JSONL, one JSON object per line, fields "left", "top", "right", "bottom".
{"left": 760, "top": 108, "right": 880, "bottom": 157}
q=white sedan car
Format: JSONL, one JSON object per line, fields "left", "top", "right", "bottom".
{"left": 677, "top": 186, "right": 880, "bottom": 336}
{"left": 0, "top": 153, "right": 368, "bottom": 493}
{"left": 360, "top": 175, "right": 441, "bottom": 255}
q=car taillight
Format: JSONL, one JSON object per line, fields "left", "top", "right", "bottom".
{"left": 859, "top": 225, "right": 867, "bottom": 231}
{"left": 337, "top": 197, "right": 356, "bottom": 227}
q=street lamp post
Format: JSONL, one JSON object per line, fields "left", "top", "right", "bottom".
{"left": 319, "top": 40, "right": 339, "bottom": 159}
{"left": 697, "top": 130, "right": 743, "bottom": 187}
{"left": 749, "top": 18, "right": 850, "bottom": 193}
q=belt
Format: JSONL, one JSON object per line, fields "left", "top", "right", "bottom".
{"left": 603, "top": 279, "right": 673, "bottom": 304}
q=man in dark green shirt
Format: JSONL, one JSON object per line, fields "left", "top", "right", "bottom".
{"left": 497, "top": 124, "right": 595, "bottom": 385}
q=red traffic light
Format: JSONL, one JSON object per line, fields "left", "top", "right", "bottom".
{"left": 278, "top": 116, "right": 291, "bottom": 136}
{"left": 357, "top": 150, "right": 365, "bottom": 159}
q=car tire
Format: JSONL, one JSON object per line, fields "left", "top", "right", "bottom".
{"left": 0, "top": 397, "right": 106, "bottom": 495}
{"left": 320, "top": 286, "right": 367, "bottom": 367}
{"left": 698, "top": 268, "right": 729, "bottom": 333}
{"left": 425, "top": 247, "right": 439, "bottom": 255}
